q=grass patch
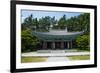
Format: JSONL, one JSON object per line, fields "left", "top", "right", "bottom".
{"left": 21, "top": 50, "right": 37, "bottom": 53}
{"left": 77, "top": 49, "right": 90, "bottom": 52}
{"left": 72, "top": 48, "right": 90, "bottom": 52}
{"left": 64, "top": 49, "right": 90, "bottom": 53}
{"left": 21, "top": 56, "right": 47, "bottom": 63}
{"left": 68, "top": 55, "right": 90, "bottom": 60}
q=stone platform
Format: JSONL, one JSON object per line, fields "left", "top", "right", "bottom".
{"left": 22, "top": 50, "right": 90, "bottom": 57}
{"left": 37, "top": 49, "right": 78, "bottom": 53}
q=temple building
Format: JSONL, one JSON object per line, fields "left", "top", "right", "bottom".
{"left": 33, "top": 28, "right": 84, "bottom": 49}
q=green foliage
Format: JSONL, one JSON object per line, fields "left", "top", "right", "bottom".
{"left": 58, "top": 15, "right": 67, "bottom": 29}
{"left": 21, "top": 29, "right": 40, "bottom": 52}
{"left": 76, "top": 35, "right": 90, "bottom": 50}
{"left": 22, "top": 13, "right": 90, "bottom": 33}
{"left": 67, "top": 13, "right": 90, "bottom": 33}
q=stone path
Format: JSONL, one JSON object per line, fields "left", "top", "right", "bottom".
{"left": 46, "top": 57, "right": 69, "bottom": 62}
{"left": 21, "top": 50, "right": 90, "bottom": 62}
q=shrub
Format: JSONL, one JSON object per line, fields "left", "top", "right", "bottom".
{"left": 76, "top": 35, "right": 90, "bottom": 51}
{"left": 21, "top": 29, "right": 40, "bottom": 52}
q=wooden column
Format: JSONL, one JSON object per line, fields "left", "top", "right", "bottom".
{"left": 43, "top": 42, "right": 47, "bottom": 49}
{"left": 61, "top": 42, "right": 64, "bottom": 49}
{"left": 67, "top": 41, "right": 70, "bottom": 49}
{"left": 52, "top": 42, "right": 55, "bottom": 49}
{"left": 70, "top": 41, "right": 72, "bottom": 49}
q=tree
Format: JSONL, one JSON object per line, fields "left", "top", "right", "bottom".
{"left": 38, "top": 16, "right": 57, "bottom": 31}
{"left": 38, "top": 17, "right": 50, "bottom": 31}
{"left": 58, "top": 15, "right": 67, "bottom": 29}
{"left": 23, "top": 14, "right": 33, "bottom": 27}
{"left": 21, "top": 29, "right": 40, "bottom": 52}
{"left": 66, "top": 13, "right": 90, "bottom": 33}
{"left": 76, "top": 35, "right": 90, "bottom": 50}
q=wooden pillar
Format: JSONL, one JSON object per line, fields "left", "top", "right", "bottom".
{"left": 70, "top": 41, "right": 72, "bottom": 49}
{"left": 43, "top": 42, "right": 47, "bottom": 49}
{"left": 67, "top": 41, "right": 70, "bottom": 49}
{"left": 52, "top": 42, "right": 55, "bottom": 49}
{"left": 61, "top": 42, "right": 64, "bottom": 49}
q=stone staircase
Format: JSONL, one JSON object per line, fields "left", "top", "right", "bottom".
{"left": 37, "top": 49, "right": 77, "bottom": 53}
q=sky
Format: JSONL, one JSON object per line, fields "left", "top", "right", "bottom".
{"left": 21, "top": 10, "right": 83, "bottom": 23}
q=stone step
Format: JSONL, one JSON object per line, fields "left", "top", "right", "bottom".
{"left": 51, "top": 50, "right": 65, "bottom": 53}
{"left": 37, "top": 50, "right": 77, "bottom": 53}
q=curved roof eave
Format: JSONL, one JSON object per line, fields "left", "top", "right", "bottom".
{"left": 32, "top": 31, "right": 84, "bottom": 41}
